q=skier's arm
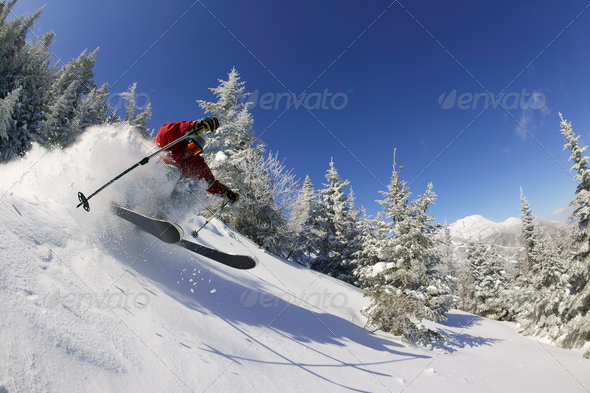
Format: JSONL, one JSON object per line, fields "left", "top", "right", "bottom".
{"left": 184, "top": 155, "right": 227, "bottom": 195}
{"left": 156, "top": 118, "right": 218, "bottom": 148}
{"left": 156, "top": 121, "right": 195, "bottom": 147}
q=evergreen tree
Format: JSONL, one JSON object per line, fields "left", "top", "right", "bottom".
{"left": 460, "top": 242, "right": 485, "bottom": 314}
{"left": 197, "top": 67, "right": 258, "bottom": 159}
{"left": 558, "top": 113, "right": 590, "bottom": 351}
{"left": 72, "top": 83, "right": 110, "bottom": 134}
{"left": 196, "top": 67, "right": 263, "bottom": 220}
{"left": 291, "top": 175, "right": 317, "bottom": 233}
{"left": 120, "top": 82, "right": 152, "bottom": 139}
{"left": 288, "top": 175, "right": 324, "bottom": 264}
{"left": 44, "top": 48, "right": 101, "bottom": 148}
{"left": 311, "top": 159, "right": 358, "bottom": 281}
{"left": 438, "top": 221, "right": 458, "bottom": 301}
{"left": 105, "top": 107, "right": 121, "bottom": 125}
{"left": 0, "top": 86, "right": 21, "bottom": 143}
{"left": 520, "top": 188, "right": 536, "bottom": 273}
{"left": 457, "top": 249, "right": 476, "bottom": 312}
{"left": 460, "top": 242, "right": 508, "bottom": 319}
{"left": 516, "top": 228, "right": 569, "bottom": 340}
{"left": 0, "top": 2, "right": 113, "bottom": 158}
{"left": 355, "top": 152, "right": 449, "bottom": 344}
{"left": 504, "top": 188, "right": 539, "bottom": 322}
{"left": 351, "top": 213, "right": 388, "bottom": 287}
{"left": 229, "top": 149, "right": 299, "bottom": 254}
{"left": 441, "top": 222, "right": 455, "bottom": 274}
{"left": 195, "top": 67, "right": 299, "bottom": 255}
{"left": 346, "top": 187, "right": 362, "bottom": 256}
{"left": 0, "top": 1, "right": 54, "bottom": 161}
{"left": 497, "top": 184, "right": 578, "bottom": 351}
{"left": 476, "top": 245, "right": 508, "bottom": 319}
{"left": 44, "top": 80, "right": 78, "bottom": 146}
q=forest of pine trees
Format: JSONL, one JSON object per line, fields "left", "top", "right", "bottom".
{"left": 2, "top": 0, "right": 590, "bottom": 355}
{"left": 0, "top": 1, "right": 151, "bottom": 161}
{"left": 449, "top": 115, "right": 590, "bottom": 358}
{"left": 196, "top": 73, "right": 590, "bottom": 352}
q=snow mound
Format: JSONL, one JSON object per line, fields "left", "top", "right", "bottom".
{"left": 215, "top": 150, "right": 228, "bottom": 162}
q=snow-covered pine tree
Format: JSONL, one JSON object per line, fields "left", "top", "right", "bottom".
{"left": 120, "top": 82, "right": 152, "bottom": 139}
{"left": 195, "top": 67, "right": 299, "bottom": 255}
{"left": 351, "top": 213, "right": 388, "bottom": 288}
{"left": 288, "top": 175, "right": 324, "bottom": 265}
{"left": 441, "top": 221, "right": 455, "bottom": 275}
{"left": 407, "top": 183, "right": 452, "bottom": 319}
{"left": 229, "top": 149, "right": 299, "bottom": 255}
{"left": 0, "top": 87, "right": 22, "bottom": 145}
{"left": 0, "top": 2, "right": 111, "bottom": 158}
{"left": 311, "top": 159, "right": 358, "bottom": 281}
{"left": 44, "top": 81, "right": 79, "bottom": 147}
{"left": 0, "top": 2, "right": 55, "bottom": 161}
{"left": 558, "top": 113, "right": 590, "bottom": 353}
{"left": 437, "top": 221, "right": 458, "bottom": 302}
{"left": 346, "top": 186, "right": 362, "bottom": 256}
{"left": 520, "top": 188, "right": 536, "bottom": 273}
{"left": 72, "top": 83, "right": 110, "bottom": 134}
{"left": 196, "top": 67, "right": 262, "bottom": 214}
{"left": 358, "top": 152, "right": 449, "bottom": 344}
{"left": 459, "top": 241, "right": 484, "bottom": 314}
{"left": 291, "top": 175, "right": 317, "bottom": 234}
{"left": 516, "top": 226, "right": 569, "bottom": 340}
{"left": 457, "top": 244, "right": 476, "bottom": 312}
{"left": 105, "top": 107, "right": 120, "bottom": 125}
{"left": 503, "top": 188, "right": 539, "bottom": 322}
{"left": 197, "top": 67, "right": 258, "bottom": 160}
{"left": 476, "top": 245, "right": 508, "bottom": 320}
{"left": 44, "top": 48, "right": 102, "bottom": 147}
{"left": 460, "top": 242, "right": 507, "bottom": 319}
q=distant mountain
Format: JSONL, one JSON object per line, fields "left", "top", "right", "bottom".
{"left": 444, "top": 215, "right": 572, "bottom": 264}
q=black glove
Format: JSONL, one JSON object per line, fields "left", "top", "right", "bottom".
{"left": 222, "top": 189, "right": 239, "bottom": 204}
{"left": 194, "top": 117, "right": 219, "bottom": 134}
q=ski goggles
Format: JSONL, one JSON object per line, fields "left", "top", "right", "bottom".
{"left": 187, "top": 134, "right": 207, "bottom": 155}
{"left": 187, "top": 141, "right": 201, "bottom": 155}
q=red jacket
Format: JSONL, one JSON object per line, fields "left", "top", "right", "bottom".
{"left": 155, "top": 121, "right": 227, "bottom": 195}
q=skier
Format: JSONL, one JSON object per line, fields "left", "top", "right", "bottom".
{"left": 155, "top": 117, "right": 239, "bottom": 204}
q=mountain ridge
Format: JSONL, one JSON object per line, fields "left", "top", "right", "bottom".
{"left": 445, "top": 214, "right": 571, "bottom": 264}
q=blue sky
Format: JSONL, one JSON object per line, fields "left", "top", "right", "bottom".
{"left": 12, "top": 0, "right": 590, "bottom": 224}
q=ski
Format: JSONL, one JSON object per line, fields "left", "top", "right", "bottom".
{"left": 111, "top": 204, "right": 257, "bottom": 270}
{"left": 111, "top": 204, "right": 184, "bottom": 243}
{"left": 177, "top": 239, "right": 257, "bottom": 270}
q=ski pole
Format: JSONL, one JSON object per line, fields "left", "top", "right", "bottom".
{"left": 77, "top": 124, "right": 207, "bottom": 212}
{"left": 191, "top": 200, "right": 228, "bottom": 238}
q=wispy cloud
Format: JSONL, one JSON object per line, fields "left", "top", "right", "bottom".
{"left": 514, "top": 89, "right": 551, "bottom": 140}
{"left": 515, "top": 109, "right": 534, "bottom": 139}
{"left": 551, "top": 205, "right": 576, "bottom": 222}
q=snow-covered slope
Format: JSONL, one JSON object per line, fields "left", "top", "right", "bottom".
{"left": 447, "top": 214, "right": 570, "bottom": 263}
{"left": 1, "top": 126, "right": 588, "bottom": 392}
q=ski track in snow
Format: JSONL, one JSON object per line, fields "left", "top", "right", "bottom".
{"left": 1, "top": 126, "right": 589, "bottom": 392}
